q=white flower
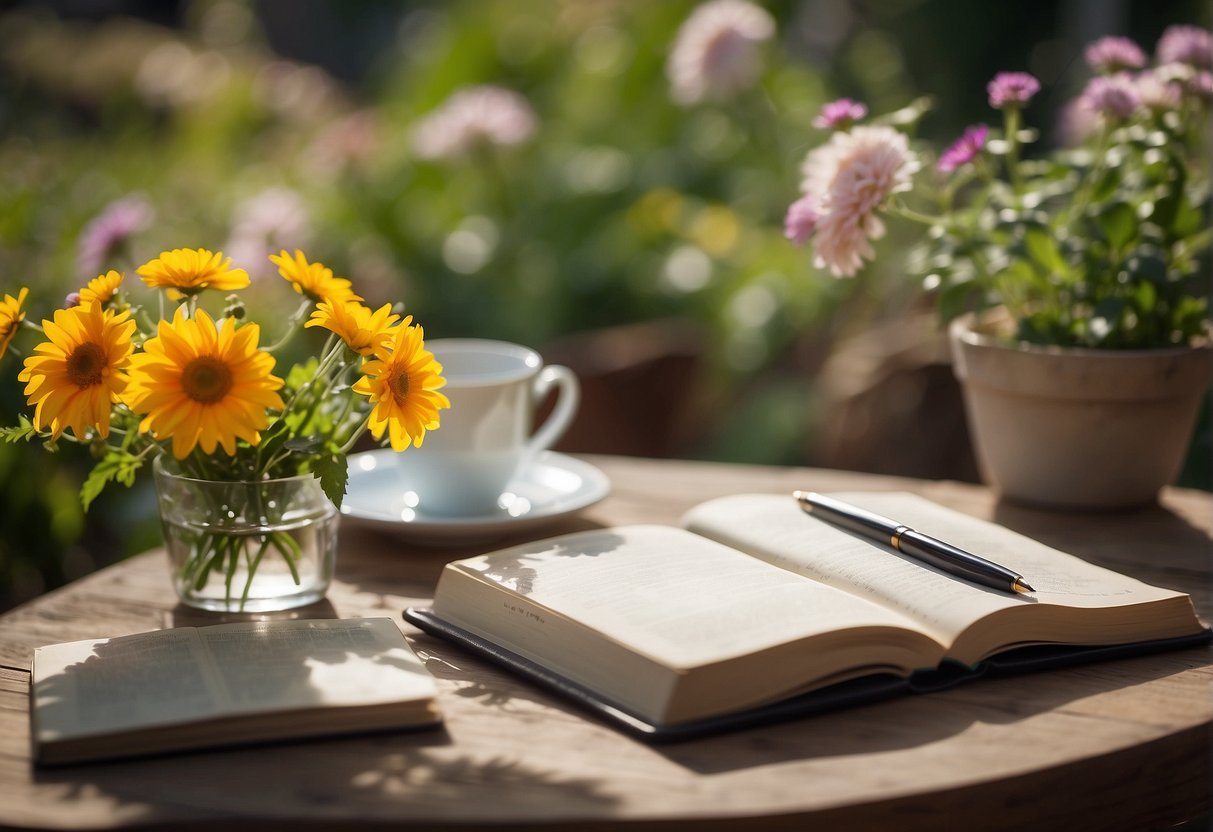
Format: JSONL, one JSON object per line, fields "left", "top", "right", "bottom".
{"left": 666, "top": 0, "right": 775, "bottom": 106}
{"left": 411, "top": 86, "right": 538, "bottom": 161}
{"left": 799, "top": 125, "right": 919, "bottom": 277}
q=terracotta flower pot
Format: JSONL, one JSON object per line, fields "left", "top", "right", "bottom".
{"left": 949, "top": 314, "right": 1212, "bottom": 510}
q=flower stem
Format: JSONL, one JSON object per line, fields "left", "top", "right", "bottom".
{"left": 1004, "top": 106, "right": 1024, "bottom": 197}
{"left": 264, "top": 298, "right": 315, "bottom": 353}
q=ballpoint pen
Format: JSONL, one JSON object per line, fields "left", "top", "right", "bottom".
{"left": 793, "top": 491, "right": 1035, "bottom": 595}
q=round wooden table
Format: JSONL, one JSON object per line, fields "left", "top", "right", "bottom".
{"left": 1, "top": 455, "right": 1209, "bottom": 830}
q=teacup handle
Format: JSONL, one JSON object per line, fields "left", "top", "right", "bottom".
{"left": 526, "top": 365, "right": 580, "bottom": 459}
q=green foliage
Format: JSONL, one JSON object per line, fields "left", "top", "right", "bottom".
{"left": 313, "top": 452, "right": 349, "bottom": 509}
{"left": 80, "top": 450, "right": 145, "bottom": 511}
{"left": 0, "top": 414, "right": 37, "bottom": 443}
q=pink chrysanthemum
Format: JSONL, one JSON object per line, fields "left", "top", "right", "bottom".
{"left": 1134, "top": 69, "right": 1183, "bottom": 111}
{"left": 1156, "top": 25, "right": 1213, "bottom": 69}
{"left": 412, "top": 86, "right": 538, "bottom": 161}
{"left": 666, "top": 0, "right": 775, "bottom": 106}
{"left": 812, "top": 98, "right": 867, "bottom": 130}
{"left": 987, "top": 72, "right": 1041, "bottom": 109}
{"left": 798, "top": 125, "right": 919, "bottom": 278}
{"left": 783, "top": 196, "right": 820, "bottom": 246}
{"left": 1080, "top": 73, "right": 1142, "bottom": 121}
{"left": 76, "top": 196, "right": 154, "bottom": 279}
{"left": 937, "top": 124, "right": 988, "bottom": 173}
{"left": 1084, "top": 36, "right": 1147, "bottom": 74}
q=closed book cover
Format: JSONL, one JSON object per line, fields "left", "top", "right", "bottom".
{"left": 31, "top": 617, "right": 442, "bottom": 765}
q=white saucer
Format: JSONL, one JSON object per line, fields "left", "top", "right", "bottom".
{"left": 341, "top": 449, "right": 610, "bottom": 544}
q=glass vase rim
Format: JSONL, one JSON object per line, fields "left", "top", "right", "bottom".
{"left": 152, "top": 454, "right": 322, "bottom": 487}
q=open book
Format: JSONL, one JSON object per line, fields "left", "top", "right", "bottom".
{"left": 31, "top": 617, "right": 441, "bottom": 765}
{"left": 405, "top": 493, "right": 1209, "bottom": 740}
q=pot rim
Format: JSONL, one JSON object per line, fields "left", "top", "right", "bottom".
{"left": 948, "top": 311, "right": 1212, "bottom": 359}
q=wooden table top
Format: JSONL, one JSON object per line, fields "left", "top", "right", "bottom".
{"left": 1, "top": 455, "right": 1210, "bottom": 831}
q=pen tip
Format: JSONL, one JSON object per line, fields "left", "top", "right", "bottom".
{"left": 792, "top": 490, "right": 806, "bottom": 500}
{"left": 1013, "top": 579, "right": 1035, "bottom": 594}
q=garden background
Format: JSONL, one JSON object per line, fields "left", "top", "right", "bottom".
{"left": 1, "top": 0, "right": 1208, "bottom": 610}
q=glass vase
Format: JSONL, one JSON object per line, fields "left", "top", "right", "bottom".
{"left": 153, "top": 458, "right": 338, "bottom": 613}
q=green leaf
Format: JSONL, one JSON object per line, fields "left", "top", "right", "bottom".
{"left": 314, "top": 452, "right": 348, "bottom": 509}
{"left": 1134, "top": 280, "right": 1157, "bottom": 315}
{"left": 1126, "top": 253, "right": 1168, "bottom": 285}
{"left": 1023, "top": 228, "right": 1068, "bottom": 277}
{"left": 284, "top": 436, "right": 324, "bottom": 454}
{"left": 285, "top": 358, "right": 320, "bottom": 392}
{"left": 1095, "top": 203, "right": 1138, "bottom": 251}
{"left": 81, "top": 450, "right": 146, "bottom": 511}
{"left": 0, "top": 415, "right": 38, "bottom": 443}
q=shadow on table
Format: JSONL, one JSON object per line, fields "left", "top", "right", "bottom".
{"left": 991, "top": 497, "right": 1213, "bottom": 621}
{"left": 653, "top": 647, "right": 1202, "bottom": 774}
{"left": 406, "top": 631, "right": 1203, "bottom": 778}
{"left": 333, "top": 514, "right": 609, "bottom": 599}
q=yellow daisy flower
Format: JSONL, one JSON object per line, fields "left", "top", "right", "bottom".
{"left": 305, "top": 299, "right": 400, "bottom": 356}
{"left": 126, "top": 307, "right": 285, "bottom": 459}
{"left": 17, "top": 302, "right": 136, "bottom": 441}
{"left": 136, "top": 248, "right": 249, "bottom": 296}
{"left": 0, "top": 286, "right": 29, "bottom": 360}
{"left": 79, "top": 270, "right": 124, "bottom": 306}
{"left": 269, "top": 249, "right": 362, "bottom": 305}
{"left": 352, "top": 317, "right": 449, "bottom": 451}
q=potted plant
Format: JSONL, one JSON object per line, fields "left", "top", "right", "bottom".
{"left": 785, "top": 26, "right": 1212, "bottom": 509}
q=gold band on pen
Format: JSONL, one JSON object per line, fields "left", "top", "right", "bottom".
{"left": 890, "top": 525, "right": 912, "bottom": 551}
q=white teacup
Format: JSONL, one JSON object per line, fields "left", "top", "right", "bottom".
{"left": 397, "top": 339, "right": 580, "bottom": 517}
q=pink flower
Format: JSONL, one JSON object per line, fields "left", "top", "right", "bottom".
{"left": 783, "top": 196, "right": 820, "bottom": 246}
{"left": 937, "top": 124, "right": 988, "bottom": 172}
{"left": 813, "top": 98, "right": 867, "bottom": 130}
{"left": 1156, "top": 25, "right": 1212, "bottom": 69}
{"left": 76, "top": 195, "right": 154, "bottom": 279}
{"left": 1084, "top": 37, "right": 1147, "bottom": 74}
{"left": 1134, "top": 69, "right": 1182, "bottom": 111}
{"left": 666, "top": 0, "right": 775, "bottom": 106}
{"left": 224, "top": 188, "right": 312, "bottom": 279}
{"left": 1080, "top": 74, "right": 1141, "bottom": 121}
{"left": 987, "top": 72, "right": 1041, "bottom": 109}
{"left": 1056, "top": 98, "right": 1100, "bottom": 145}
{"left": 412, "top": 86, "right": 538, "bottom": 161}
{"left": 1190, "top": 70, "right": 1213, "bottom": 101}
{"left": 799, "top": 125, "right": 919, "bottom": 277}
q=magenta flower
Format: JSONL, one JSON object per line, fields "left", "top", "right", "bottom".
{"left": 813, "top": 98, "right": 867, "bottom": 130}
{"left": 937, "top": 124, "right": 988, "bottom": 173}
{"left": 76, "top": 195, "right": 154, "bottom": 279}
{"left": 1084, "top": 36, "right": 1147, "bottom": 74}
{"left": 1080, "top": 74, "right": 1141, "bottom": 121}
{"left": 987, "top": 72, "right": 1041, "bottom": 109}
{"left": 1156, "top": 25, "right": 1213, "bottom": 69}
{"left": 783, "top": 195, "right": 820, "bottom": 246}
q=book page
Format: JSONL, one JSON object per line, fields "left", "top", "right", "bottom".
{"left": 442, "top": 526, "right": 943, "bottom": 671}
{"left": 683, "top": 493, "right": 1193, "bottom": 648}
{"left": 32, "top": 628, "right": 225, "bottom": 742}
{"left": 199, "top": 618, "right": 437, "bottom": 714}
